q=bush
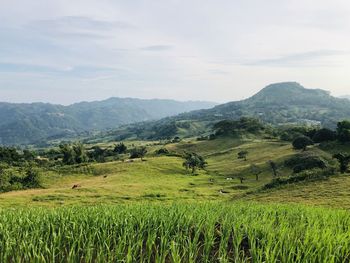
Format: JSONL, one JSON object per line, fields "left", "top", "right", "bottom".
{"left": 312, "top": 128, "right": 336, "bottom": 143}
{"left": 337, "top": 120, "right": 350, "bottom": 142}
{"left": 292, "top": 136, "right": 314, "bottom": 151}
{"left": 285, "top": 153, "right": 328, "bottom": 173}
{"left": 114, "top": 143, "right": 127, "bottom": 154}
{"left": 155, "top": 148, "right": 169, "bottom": 155}
{"left": 130, "top": 147, "right": 147, "bottom": 159}
{"left": 263, "top": 168, "right": 334, "bottom": 189}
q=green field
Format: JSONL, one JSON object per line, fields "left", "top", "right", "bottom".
{"left": 1, "top": 203, "right": 350, "bottom": 262}
{"left": 1, "top": 135, "right": 350, "bottom": 262}
{"left": 0, "top": 136, "right": 349, "bottom": 207}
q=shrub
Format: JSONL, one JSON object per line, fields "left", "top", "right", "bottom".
{"left": 312, "top": 128, "right": 336, "bottom": 143}
{"left": 155, "top": 148, "right": 169, "bottom": 155}
{"left": 292, "top": 136, "right": 314, "bottom": 151}
{"left": 285, "top": 152, "right": 328, "bottom": 173}
{"left": 263, "top": 168, "right": 334, "bottom": 189}
{"left": 337, "top": 120, "right": 350, "bottom": 142}
{"left": 130, "top": 147, "right": 147, "bottom": 160}
{"left": 114, "top": 143, "right": 127, "bottom": 154}
{"left": 237, "top": 150, "right": 248, "bottom": 161}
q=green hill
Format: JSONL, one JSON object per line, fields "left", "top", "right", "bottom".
{"left": 0, "top": 98, "right": 216, "bottom": 145}
{"left": 107, "top": 82, "right": 350, "bottom": 141}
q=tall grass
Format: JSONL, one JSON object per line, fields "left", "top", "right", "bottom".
{"left": 0, "top": 203, "right": 349, "bottom": 262}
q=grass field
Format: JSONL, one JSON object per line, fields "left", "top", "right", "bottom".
{"left": 0, "top": 136, "right": 349, "bottom": 208}
{"left": 1, "top": 203, "right": 350, "bottom": 262}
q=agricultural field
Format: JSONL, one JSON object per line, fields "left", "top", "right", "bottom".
{"left": 1, "top": 203, "right": 350, "bottom": 262}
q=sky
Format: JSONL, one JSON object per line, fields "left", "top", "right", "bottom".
{"left": 1, "top": 0, "right": 350, "bottom": 105}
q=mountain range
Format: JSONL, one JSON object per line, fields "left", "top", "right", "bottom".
{"left": 106, "top": 82, "right": 350, "bottom": 141}
{"left": 2, "top": 82, "right": 350, "bottom": 146}
{"left": 0, "top": 98, "right": 216, "bottom": 145}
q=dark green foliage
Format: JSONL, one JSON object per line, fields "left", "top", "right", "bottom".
{"left": 59, "top": 143, "right": 87, "bottom": 165}
{"left": 88, "top": 146, "right": 106, "bottom": 162}
{"left": 312, "top": 128, "right": 337, "bottom": 143}
{"left": 130, "top": 147, "right": 147, "bottom": 160}
{"left": 263, "top": 168, "right": 334, "bottom": 189}
{"left": 155, "top": 148, "right": 169, "bottom": 155}
{"left": 214, "top": 117, "right": 264, "bottom": 136}
{"left": 0, "top": 167, "right": 41, "bottom": 192}
{"left": 21, "top": 168, "right": 41, "bottom": 188}
{"left": 114, "top": 143, "right": 127, "bottom": 154}
{"left": 268, "top": 160, "right": 278, "bottom": 177}
{"left": 285, "top": 153, "right": 328, "bottom": 173}
{"left": 237, "top": 150, "right": 248, "bottom": 161}
{"left": 182, "top": 152, "right": 206, "bottom": 174}
{"left": 292, "top": 136, "right": 314, "bottom": 151}
{"left": 333, "top": 153, "right": 350, "bottom": 173}
{"left": 337, "top": 121, "right": 350, "bottom": 142}
{"left": 0, "top": 147, "right": 21, "bottom": 164}
{"left": 172, "top": 136, "right": 181, "bottom": 143}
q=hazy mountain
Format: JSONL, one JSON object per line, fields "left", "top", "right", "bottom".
{"left": 339, "top": 95, "right": 350, "bottom": 100}
{"left": 0, "top": 98, "right": 217, "bottom": 145}
{"left": 108, "top": 82, "right": 350, "bottom": 140}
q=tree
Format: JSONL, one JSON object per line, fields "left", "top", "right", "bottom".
{"left": 268, "top": 160, "right": 278, "bottom": 177}
{"left": 22, "top": 149, "right": 36, "bottom": 161}
{"left": 59, "top": 143, "right": 87, "bottom": 165}
{"left": 337, "top": 121, "right": 350, "bottom": 143}
{"left": 59, "top": 144, "right": 76, "bottom": 165}
{"left": 155, "top": 148, "right": 169, "bottom": 155}
{"left": 89, "top": 146, "right": 106, "bottom": 162}
{"left": 292, "top": 136, "right": 314, "bottom": 151}
{"left": 73, "top": 143, "right": 87, "bottom": 164}
{"left": 130, "top": 147, "right": 147, "bottom": 160}
{"left": 333, "top": 153, "right": 350, "bottom": 173}
{"left": 312, "top": 128, "right": 336, "bottom": 143}
{"left": 237, "top": 150, "right": 248, "bottom": 161}
{"left": 250, "top": 164, "right": 262, "bottom": 181}
{"left": 22, "top": 168, "right": 41, "bottom": 188}
{"left": 182, "top": 152, "right": 206, "bottom": 174}
{"left": 114, "top": 143, "right": 127, "bottom": 154}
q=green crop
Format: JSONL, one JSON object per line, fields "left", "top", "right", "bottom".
{"left": 0, "top": 203, "right": 349, "bottom": 262}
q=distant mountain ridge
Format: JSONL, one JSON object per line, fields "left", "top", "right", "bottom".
{"left": 0, "top": 98, "right": 217, "bottom": 145}
{"left": 340, "top": 95, "right": 350, "bottom": 100}
{"left": 107, "top": 82, "right": 350, "bottom": 141}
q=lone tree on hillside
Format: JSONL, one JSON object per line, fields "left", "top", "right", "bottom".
{"left": 130, "top": 147, "right": 147, "bottom": 161}
{"left": 268, "top": 160, "right": 278, "bottom": 177}
{"left": 333, "top": 153, "right": 350, "bottom": 174}
{"left": 292, "top": 136, "right": 314, "bottom": 151}
{"left": 250, "top": 164, "right": 262, "bottom": 181}
{"left": 182, "top": 152, "right": 206, "bottom": 174}
{"left": 114, "top": 143, "right": 127, "bottom": 154}
{"left": 237, "top": 150, "right": 248, "bottom": 161}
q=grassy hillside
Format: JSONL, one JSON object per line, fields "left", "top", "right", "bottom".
{"left": 1, "top": 133, "right": 349, "bottom": 209}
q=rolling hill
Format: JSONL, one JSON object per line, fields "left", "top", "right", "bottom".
{"left": 106, "top": 82, "right": 350, "bottom": 141}
{"left": 0, "top": 98, "right": 216, "bottom": 145}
